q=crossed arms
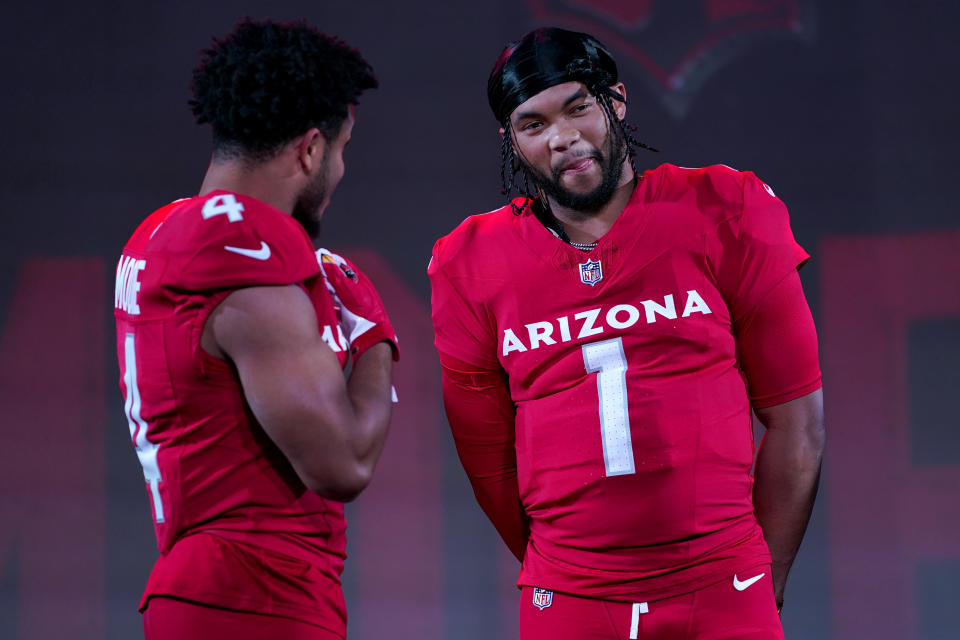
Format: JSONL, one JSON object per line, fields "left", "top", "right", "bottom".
{"left": 204, "top": 279, "right": 395, "bottom": 502}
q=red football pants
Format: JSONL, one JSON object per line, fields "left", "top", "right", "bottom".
{"left": 142, "top": 596, "right": 343, "bottom": 640}
{"left": 519, "top": 565, "right": 783, "bottom": 640}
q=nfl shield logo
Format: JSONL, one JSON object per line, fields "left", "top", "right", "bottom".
{"left": 579, "top": 259, "right": 603, "bottom": 286}
{"left": 532, "top": 587, "right": 554, "bottom": 610}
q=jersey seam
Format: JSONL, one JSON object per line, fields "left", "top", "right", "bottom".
{"left": 601, "top": 597, "right": 624, "bottom": 636}
{"left": 751, "top": 377, "right": 822, "bottom": 409}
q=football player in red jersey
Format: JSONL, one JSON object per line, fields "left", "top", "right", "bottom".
{"left": 114, "top": 19, "right": 398, "bottom": 640}
{"left": 429, "top": 28, "right": 824, "bottom": 639}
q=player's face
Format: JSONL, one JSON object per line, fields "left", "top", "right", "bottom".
{"left": 509, "top": 81, "right": 628, "bottom": 213}
{"left": 292, "top": 109, "right": 355, "bottom": 238}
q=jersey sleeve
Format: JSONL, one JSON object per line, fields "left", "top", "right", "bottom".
{"left": 441, "top": 358, "right": 527, "bottom": 561}
{"left": 171, "top": 194, "right": 320, "bottom": 293}
{"left": 736, "top": 270, "right": 823, "bottom": 408}
{"left": 713, "top": 173, "right": 810, "bottom": 323}
{"left": 429, "top": 235, "right": 527, "bottom": 560}
{"left": 428, "top": 239, "right": 500, "bottom": 370}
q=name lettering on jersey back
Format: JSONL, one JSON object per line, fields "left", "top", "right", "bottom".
{"left": 501, "top": 290, "right": 712, "bottom": 356}
{"left": 114, "top": 254, "right": 146, "bottom": 315}
{"left": 321, "top": 323, "right": 349, "bottom": 353}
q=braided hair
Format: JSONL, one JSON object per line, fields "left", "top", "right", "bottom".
{"left": 487, "top": 28, "right": 657, "bottom": 213}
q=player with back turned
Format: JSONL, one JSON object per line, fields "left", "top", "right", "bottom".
{"left": 429, "top": 27, "right": 824, "bottom": 639}
{"left": 113, "top": 19, "right": 398, "bottom": 640}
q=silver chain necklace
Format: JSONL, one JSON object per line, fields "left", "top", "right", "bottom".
{"left": 536, "top": 201, "right": 599, "bottom": 251}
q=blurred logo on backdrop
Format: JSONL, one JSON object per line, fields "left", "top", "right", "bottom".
{"left": 526, "top": 0, "right": 816, "bottom": 118}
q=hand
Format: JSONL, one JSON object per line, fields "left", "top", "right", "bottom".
{"left": 316, "top": 248, "right": 399, "bottom": 361}
{"left": 772, "top": 574, "right": 785, "bottom": 618}
{"left": 772, "top": 567, "right": 786, "bottom": 615}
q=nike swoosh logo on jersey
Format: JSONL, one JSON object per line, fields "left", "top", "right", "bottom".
{"left": 224, "top": 241, "right": 271, "bottom": 260}
{"left": 733, "top": 573, "right": 765, "bottom": 591}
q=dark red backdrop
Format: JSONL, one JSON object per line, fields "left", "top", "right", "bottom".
{"left": 1, "top": 1, "right": 957, "bottom": 638}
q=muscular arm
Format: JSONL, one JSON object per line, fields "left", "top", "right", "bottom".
{"left": 206, "top": 284, "right": 393, "bottom": 502}
{"left": 441, "top": 358, "right": 528, "bottom": 562}
{"left": 738, "top": 270, "right": 825, "bottom": 609}
{"left": 753, "top": 390, "right": 824, "bottom": 609}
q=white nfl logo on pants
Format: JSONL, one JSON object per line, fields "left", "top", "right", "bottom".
{"left": 532, "top": 587, "right": 553, "bottom": 610}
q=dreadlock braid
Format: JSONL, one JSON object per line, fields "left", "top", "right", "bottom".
{"left": 499, "top": 125, "right": 516, "bottom": 195}
{"left": 593, "top": 88, "right": 659, "bottom": 175}
{"left": 500, "top": 124, "right": 538, "bottom": 215}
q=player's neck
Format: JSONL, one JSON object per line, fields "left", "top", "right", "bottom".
{"left": 198, "top": 158, "right": 298, "bottom": 215}
{"left": 547, "top": 168, "right": 637, "bottom": 245}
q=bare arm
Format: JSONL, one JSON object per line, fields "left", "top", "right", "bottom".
{"left": 206, "top": 284, "right": 393, "bottom": 501}
{"left": 737, "top": 270, "right": 825, "bottom": 609}
{"left": 753, "top": 389, "right": 824, "bottom": 609}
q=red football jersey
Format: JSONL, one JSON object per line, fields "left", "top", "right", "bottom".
{"left": 430, "top": 164, "right": 822, "bottom": 602}
{"left": 114, "top": 191, "right": 352, "bottom": 633}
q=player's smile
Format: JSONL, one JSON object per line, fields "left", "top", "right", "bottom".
{"left": 560, "top": 157, "right": 595, "bottom": 174}
{"left": 554, "top": 152, "right": 604, "bottom": 192}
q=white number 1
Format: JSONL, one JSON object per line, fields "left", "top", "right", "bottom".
{"left": 123, "top": 333, "right": 165, "bottom": 523}
{"left": 582, "top": 338, "right": 636, "bottom": 476}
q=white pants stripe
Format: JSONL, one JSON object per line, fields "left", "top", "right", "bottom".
{"left": 629, "top": 602, "right": 649, "bottom": 639}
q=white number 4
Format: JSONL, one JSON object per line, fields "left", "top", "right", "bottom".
{"left": 201, "top": 193, "right": 244, "bottom": 222}
{"left": 583, "top": 338, "right": 636, "bottom": 476}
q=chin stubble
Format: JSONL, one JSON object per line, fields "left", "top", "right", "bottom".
{"left": 525, "top": 129, "right": 627, "bottom": 214}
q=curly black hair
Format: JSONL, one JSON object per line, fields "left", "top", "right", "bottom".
{"left": 189, "top": 18, "right": 378, "bottom": 160}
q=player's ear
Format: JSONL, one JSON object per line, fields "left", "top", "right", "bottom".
{"left": 297, "top": 128, "right": 326, "bottom": 173}
{"left": 609, "top": 82, "right": 627, "bottom": 120}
